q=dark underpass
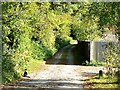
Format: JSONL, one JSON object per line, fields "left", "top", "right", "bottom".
{"left": 46, "top": 41, "right": 90, "bottom": 65}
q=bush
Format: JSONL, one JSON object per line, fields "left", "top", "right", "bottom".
{"left": 31, "top": 41, "right": 45, "bottom": 60}
{"left": 2, "top": 55, "right": 20, "bottom": 83}
{"left": 86, "top": 60, "right": 106, "bottom": 66}
{"left": 55, "top": 36, "right": 72, "bottom": 49}
{"left": 103, "top": 42, "right": 120, "bottom": 76}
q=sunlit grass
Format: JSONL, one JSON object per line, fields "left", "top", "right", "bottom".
{"left": 28, "top": 59, "right": 46, "bottom": 74}
{"left": 85, "top": 60, "right": 106, "bottom": 66}
{"left": 84, "top": 75, "right": 120, "bottom": 89}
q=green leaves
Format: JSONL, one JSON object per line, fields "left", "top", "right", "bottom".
{"left": 102, "top": 42, "right": 120, "bottom": 77}
{"left": 90, "top": 2, "right": 120, "bottom": 40}
{"left": 72, "top": 12, "right": 101, "bottom": 41}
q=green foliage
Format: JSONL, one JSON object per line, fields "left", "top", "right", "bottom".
{"left": 2, "top": 55, "right": 20, "bottom": 83}
{"left": 86, "top": 60, "right": 106, "bottom": 66}
{"left": 31, "top": 41, "right": 45, "bottom": 60}
{"left": 72, "top": 2, "right": 120, "bottom": 41}
{"left": 90, "top": 2, "right": 120, "bottom": 40}
{"left": 73, "top": 18, "right": 101, "bottom": 41}
{"left": 71, "top": 2, "right": 101, "bottom": 41}
{"left": 2, "top": 2, "right": 73, "bottom": 84}
{"left": 103, "top": 42, "right": 120, "bottom": 76}
{"left": 2, "top": 2, "right": 44, "bottom": 83}
{"left": 91, "top": 2, "right": 120, "bottom": 27}
{"left": 55, "top": 36, "right": 72, "bottom": 49}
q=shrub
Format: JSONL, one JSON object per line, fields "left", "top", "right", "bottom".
{"left": 103, "top": 42, "right": 120, "bottom": 76}
{"left": 86, "top": 60, "right": 106, "bottom": 66}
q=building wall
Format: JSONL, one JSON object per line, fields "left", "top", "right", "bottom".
{"left": 90, "top": 42, "right": 97, "bottom": 61}
{"left": 90, "top": 42, "right": 117, "bottom": 62}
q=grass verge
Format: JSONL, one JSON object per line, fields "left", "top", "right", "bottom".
{"left": 84, "top": 75, "right": 120, "bottom": 89}
{"left": 28, "top": 59, "right": 46, "bottom": 74}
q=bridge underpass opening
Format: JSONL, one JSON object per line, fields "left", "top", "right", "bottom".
{"left": 46, "top": 41, "right": 90, "bottom": 65}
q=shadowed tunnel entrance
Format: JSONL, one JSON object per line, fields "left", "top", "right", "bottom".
{"left": 46, "top": 42, "right": 90, "bottom": 65}
{"left": 77, "top": 41, "right": 90, "bottom": 64}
